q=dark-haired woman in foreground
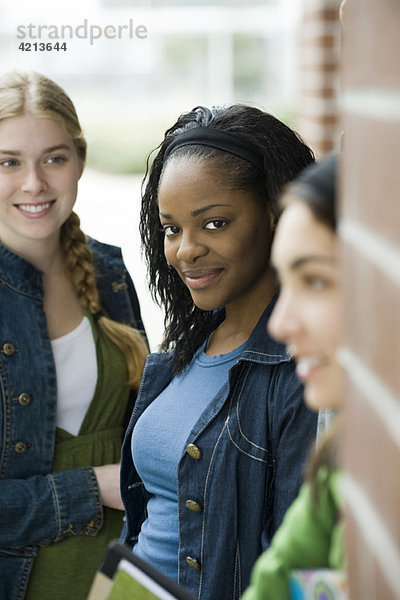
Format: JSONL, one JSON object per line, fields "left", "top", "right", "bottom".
{"left": 120, "top": 105, "right": 318, "bottom": 599}
{"left": 243, "top": 154, "right": 347, "bottom": 600}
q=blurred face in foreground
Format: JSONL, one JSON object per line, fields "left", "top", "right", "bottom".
{"left": 268, "top": 200, "right": 343, "bottom": 412}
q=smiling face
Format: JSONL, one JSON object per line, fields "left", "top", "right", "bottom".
{"left": 158, "top": 157, "right": 274, "bottom": 315}
{"left": 0, "top": 114, "right": 83, "bottom": 255}
{"left": 268, "top": 200, "right": 343, "bottom": 411}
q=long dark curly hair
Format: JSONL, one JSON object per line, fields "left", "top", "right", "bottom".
{"left": 140, "top": 104, "right": 315, "bottom": 372}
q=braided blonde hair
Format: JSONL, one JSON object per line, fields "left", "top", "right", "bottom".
{"left": 61, "top": 213, "right": 147, "bottom": 390}
{"left": 0, "top": 70, "right": 147, "bottom": 389}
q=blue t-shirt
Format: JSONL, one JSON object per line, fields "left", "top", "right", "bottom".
{"left": 131, "top": 340, "right": 245, "bottom": 580}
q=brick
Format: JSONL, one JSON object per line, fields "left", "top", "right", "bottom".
{"left": 341, "top": 0, "right": 400, "bottom": 88}
{"left": 340, "top": 112, "right": 400, "bottom": 246}
{"left": 303, "top": 0, "right": 341, "bottom": 15}
{"left": 296, "top": 118, "right": 340, "bottom": 159}
{"left": 297, "top": 112, "right": 338, "bottom": 125}
{"left": 300, "top": 59, "right": 339, "bottom": 72}
{"left": 298, "top": 0, "right": 341, "bottom": 165}
{"left": 296, "top": 117, "right": 339, "bottom": 138}
{"left": 302, "top": 87, "right": 336, "bottom": 98}
{"left": 344, "top": 379, "right": 400, "bottom": 538}
{"left": 341, "top": 240, "right": 400, "bottom": 396}
{"left": 299, "top": 95, "right": 338, "bottom": 115}
{"left": 301, "top": 35, "right": 337, "bottom": 49}
{"left": 300, "top": 69, "right": 338, "bottom": 89}
{"left": 345, "top": 510, "right": 399, "bottom": 600}
{"left": 303, "top": 8, "right": 341, "bottom": 23}
{"left": 339, "top": 0, "right": 400, "bottom": 597}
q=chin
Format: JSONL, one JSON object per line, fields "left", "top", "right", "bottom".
{"left": 189, "top": 294, "right": 222, "bottom": 313}
{"left": 193, "top": 302, "right": 220, "bottom": 312}
{"left": 304, "top": 385, "right": 335, "bottom": 413}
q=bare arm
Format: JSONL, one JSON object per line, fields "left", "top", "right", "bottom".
{"left": 93, "top": 463, "right": 124, "bottom": 511}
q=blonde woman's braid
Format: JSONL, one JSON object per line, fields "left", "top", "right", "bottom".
{"left": 61, "top": 212, "right": 101, "bottom": 313}
{"left": 61, "top": 212, "right": 148, "bottom": 390}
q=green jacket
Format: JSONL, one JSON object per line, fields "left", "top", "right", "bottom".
{"left": 242, "top": 468, "right": 344, "bottom": 600}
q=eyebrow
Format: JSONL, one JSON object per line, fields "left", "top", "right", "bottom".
{"left": 159, "top": 203, "right": 233, "bottom": 219}
{"left": 0, "top": 144, "right": 72, "bottom": 155}
{"left": 0, "top": 149, "right": 19, "bottom": 156}
{"left": 44, "top": 144, "right": 72, "bottom": 154}
{"left": 289, "top": 255, "right": 336, "bottom": 270}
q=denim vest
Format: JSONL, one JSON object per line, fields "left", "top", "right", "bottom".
{"left": 120, "top": 299, "right": 318, "bottom": 600}
{"left": 0, "top": 239, "right": 145, "bottom": 600}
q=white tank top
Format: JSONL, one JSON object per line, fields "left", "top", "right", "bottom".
{"left": 51, "top": 316, "right": 98, "bottom": 436}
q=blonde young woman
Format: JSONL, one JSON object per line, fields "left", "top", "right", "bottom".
{"left": 0, "top": 71, "right": 148, "bottom": 599}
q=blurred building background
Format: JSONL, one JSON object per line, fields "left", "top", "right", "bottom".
{"left": 0, "top": 0, "right": 304, "bottom": 174}
{"left": 298, "top": 0, "right": 341, "bottom": 156}
{"left": 0, "top": 0, "right": 317, "bottom": 350}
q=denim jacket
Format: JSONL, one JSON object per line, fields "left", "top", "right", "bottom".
{"left": 120, "top": 298, "right": 318, "bottom": 600}
{"left": 0, "top": 238, "right": 144, "bottom": 600}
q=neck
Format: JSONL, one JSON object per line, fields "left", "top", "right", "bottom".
{"left": 223, "top": 271, "right": 276, "bottom": 333}
{"left": 3, "top": 235, "right": 64, "bottom": 275}
{"left": 206, "top": 271, "right": 277, "bottom": 355}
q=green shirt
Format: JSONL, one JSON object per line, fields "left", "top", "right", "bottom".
{"left": 242, "top": 468, "right": 345, "bottom": 600}
{"left": 26, "top": 312, "right": 130, "bottom": 600}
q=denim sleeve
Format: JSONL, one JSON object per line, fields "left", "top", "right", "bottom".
{"left": 0, "top": 466, "right": 103, "bottom": 548}
{"left": 125, "top": 270, "right": 147, "bottom": 343}
{"left": 89, "top": 239, "right": 148, "bottom": 345}
{"left": 266, "top": 362, "right": 318, "bottom": 542}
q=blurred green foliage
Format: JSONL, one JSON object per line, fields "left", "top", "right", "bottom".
{"left": 85, "top": 118, "right": 163, "bottom": 175}
{"left": 84, "top": 103, "right": 297, "bottom": 175}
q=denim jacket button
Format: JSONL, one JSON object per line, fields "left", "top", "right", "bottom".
{"left": 186, "top": 556, "right": 201, "bottom": 571}
{"left": 64, "top": 523, "right": 74, "bottom": 536}
{"left": 18, "top": 393, "right": 32, "bottom": 406}
{"left": 186, "top": 444, "right": 202, "bottom": 460}
{"left": 2, "top": 342, "right": 18, "bottom": 356}
{"left": 14, "top": 442, "right": 29, "bottom": 454}
{"left": 84, "top": 520, "right": 95, "bottom": 533}
{"left": 111, "top": 281, "right": 128, "bottom": 293}
{"left": 185, "top": 499, "right": 203, "bottom": 513}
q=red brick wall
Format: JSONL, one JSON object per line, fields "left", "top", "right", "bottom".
{"left": 296, "top": 0, "right": 342, "bottom": 158}
{"left": 340, "top": 0, "right": 400, "bottom": 597}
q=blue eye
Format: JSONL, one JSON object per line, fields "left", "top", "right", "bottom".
{"left": 0, "top": 159, "right": 19, "bottom": 167}
{"left": 47, "top": 156, "right": 66, "bottom": 164}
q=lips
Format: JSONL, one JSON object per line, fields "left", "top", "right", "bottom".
{"left": 295, "top": 356, "right": 328, "bottom": 380}
{"left": 182, "top": 268, "right": 224, "bottom": 290}
{"left": 15, "top": 200, "right": 56, "bottom": 218}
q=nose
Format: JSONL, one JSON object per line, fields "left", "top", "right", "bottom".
{"left": 20, "top": 164, "right": 48, "bottom": 196}
{"left": 175, "top": 231, "right": 208, "bottom": 263}
{"left": 268, "top": 288, "right": 301, "bottom": 345}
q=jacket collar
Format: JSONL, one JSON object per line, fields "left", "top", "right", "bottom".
{"left": 0, "top": 242, "right": 44, "bottom": 298}
{"left": 240, "top": 294, "right": 292, "bottom": 365}
{"left": 147, "top": 295, "right": 291, "bottom": 371}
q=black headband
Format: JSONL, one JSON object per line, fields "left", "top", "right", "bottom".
{"left": 163, "top": 127, "right": 265, "bottom": 175}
